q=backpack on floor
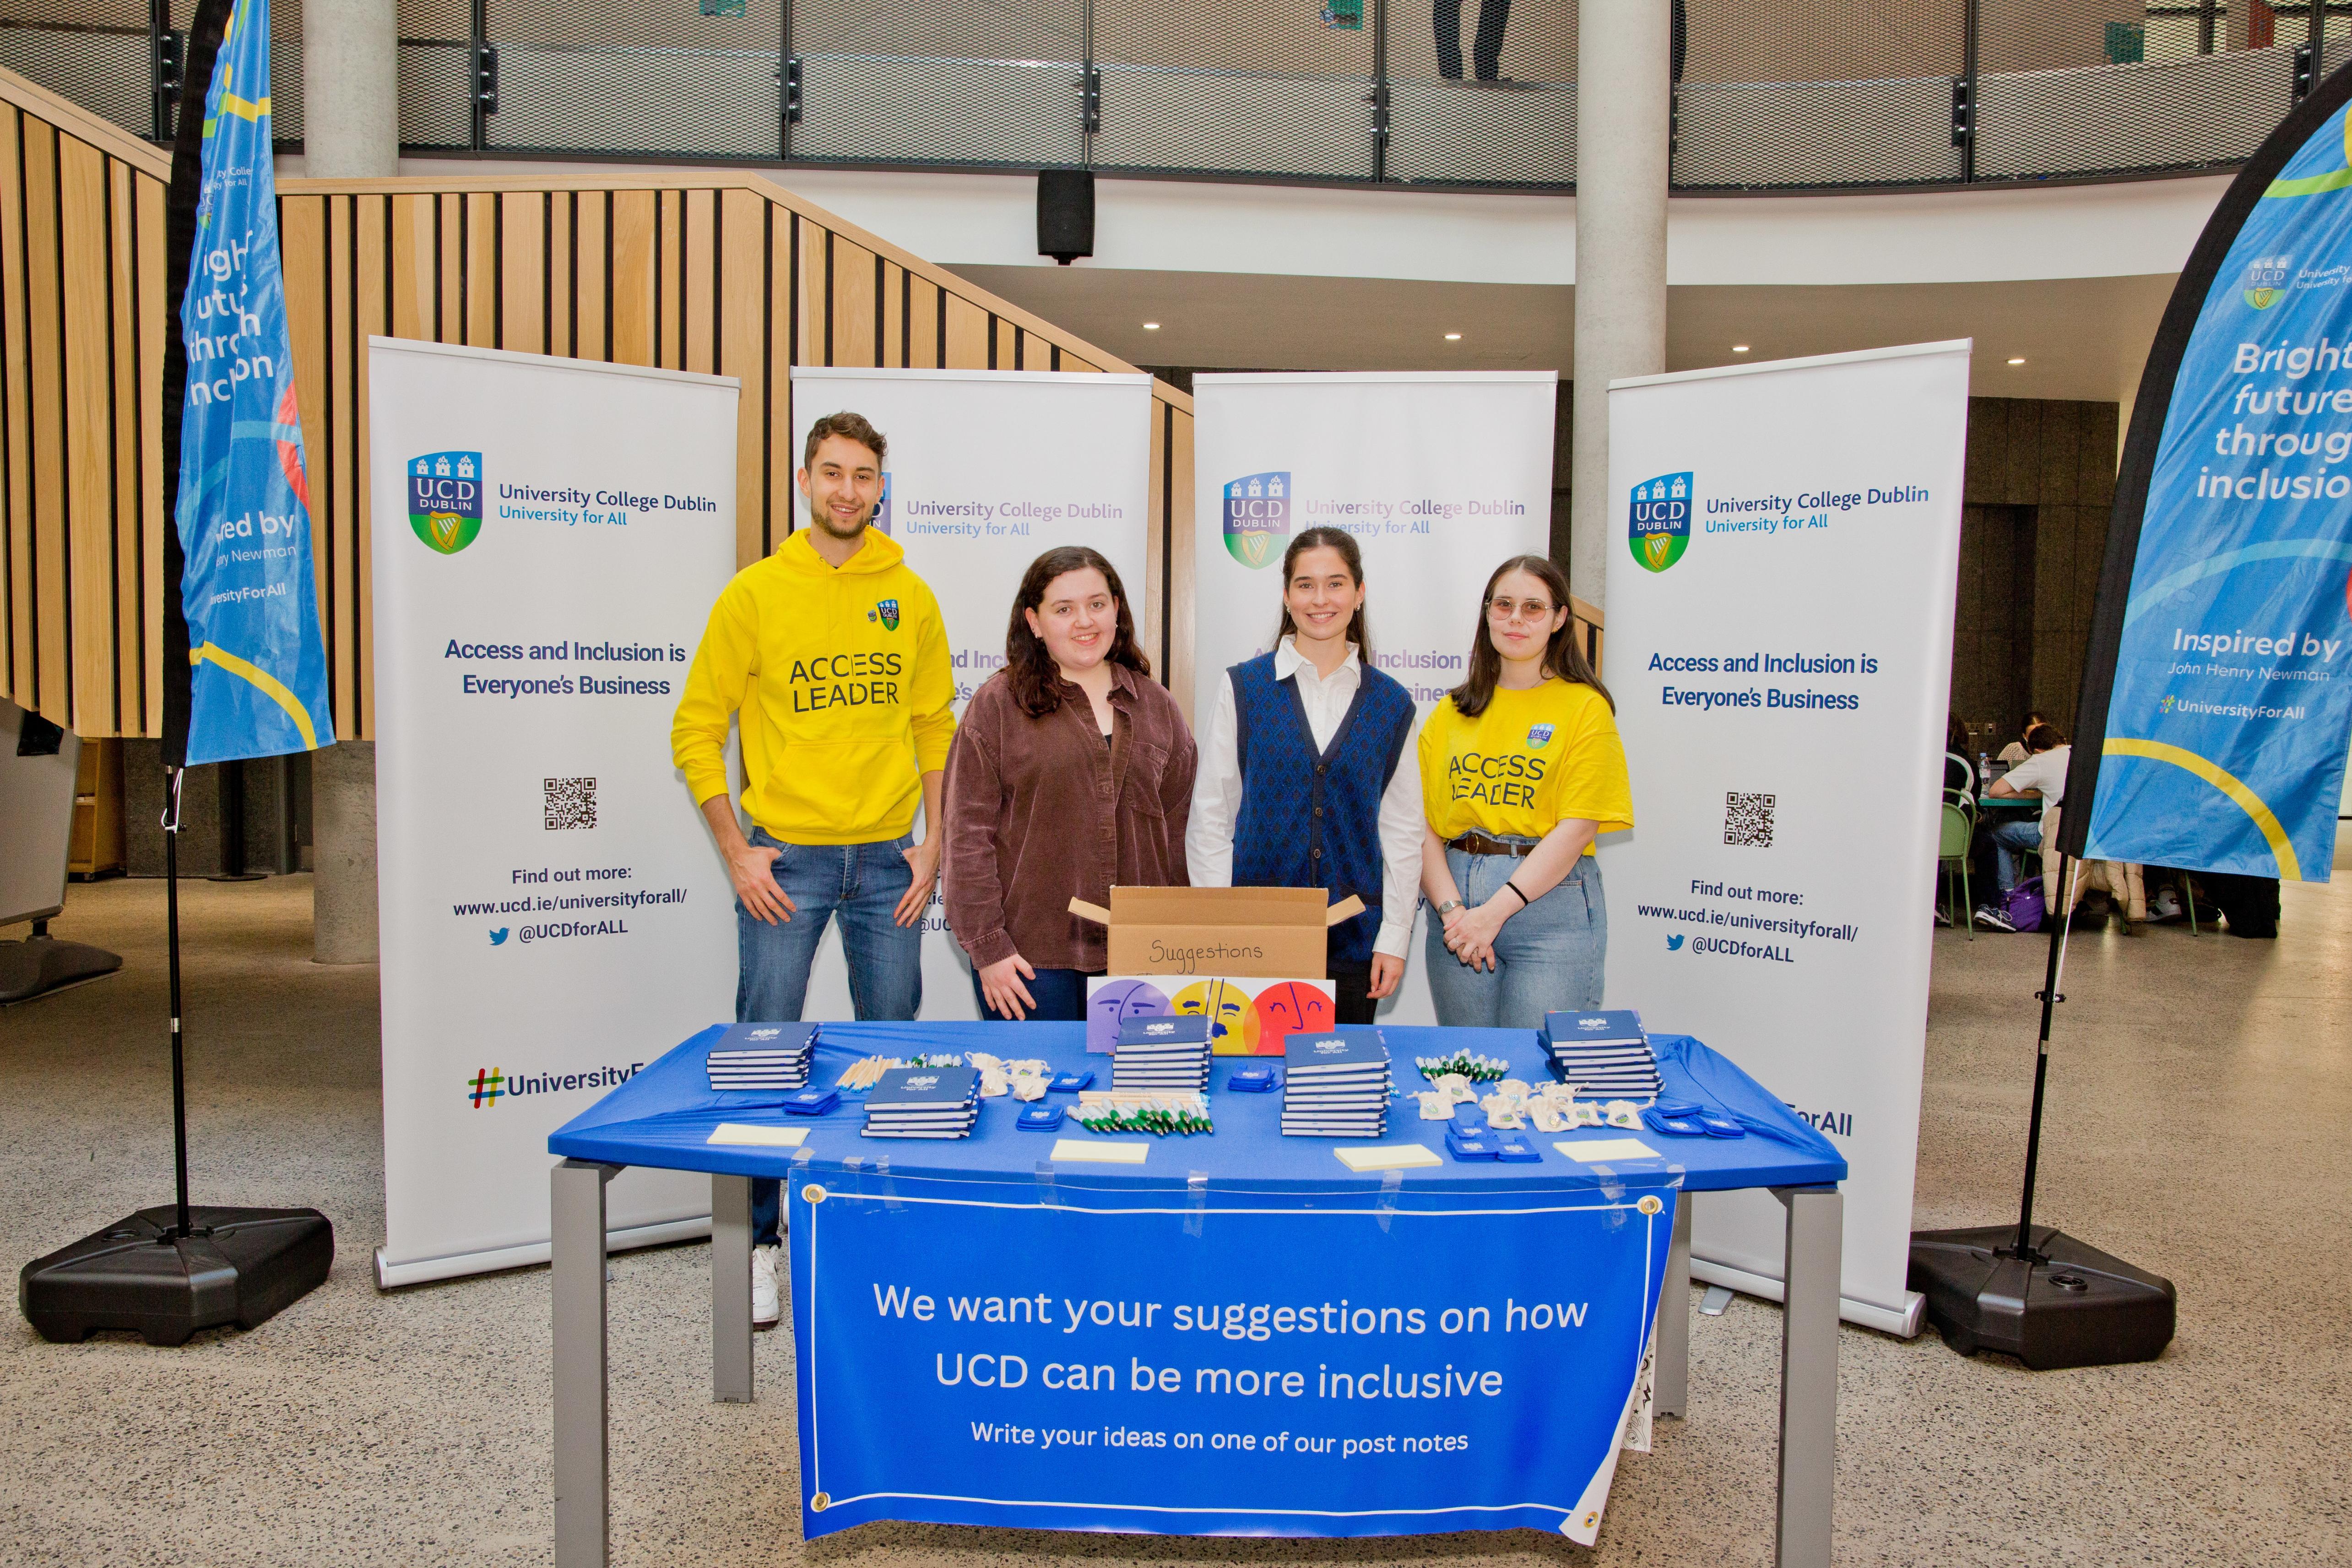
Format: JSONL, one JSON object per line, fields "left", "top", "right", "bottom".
{"left": 2003, "top": 879, "right": 2045, "bottom": 933}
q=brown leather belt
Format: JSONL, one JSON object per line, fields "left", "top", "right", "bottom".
{"left": 1450, "top": 831, "right": 1534, "bottom": 858}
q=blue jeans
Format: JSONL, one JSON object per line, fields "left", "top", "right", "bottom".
{"left": 1425, "top": 846, "right": 1607, "bottom": 1029}
{"left": 741, "top": 827, "right": 921, "bottom": 1244}
{"left": 1988, "top": 818, "right": 2042, "bottom": 895}
{"left": 967, "top": 965, "right": 1095, "bottom": 1022}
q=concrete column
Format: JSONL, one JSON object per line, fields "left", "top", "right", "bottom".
{"left": 312, "top": 740, "right": 378, "bottom": 964}
{"left": 1570, "top": 0, "right": 1673, "bottom": 611}
{"left": 302, "top": 0, "right": 400, "bottom": 179}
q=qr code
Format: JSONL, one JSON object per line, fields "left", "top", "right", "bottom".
{"left": 544, "top": 776, "right": 597, "bottom": 830}
{"left": 1724, "top": 791, "right": 1775, "bottom": 848}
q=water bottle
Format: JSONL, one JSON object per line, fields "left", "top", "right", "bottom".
{"left": 1977, "top": 751, "right": 1991, "bottom": 791}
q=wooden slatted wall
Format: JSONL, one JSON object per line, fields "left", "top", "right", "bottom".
{"left": 0, "top": 65, "right": 1197, "bottom": 741}
{"left": 0, "top": 71, "right": 168, "bottom": 738}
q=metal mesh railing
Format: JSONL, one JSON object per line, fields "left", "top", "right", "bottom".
{"left": 15, "top": 0, "right": 2352, "bottom": 191}
{"left": 1092, "top": 0, "right": 1375, "bottom": 179}
{"left": 791, "top": 0, "right": 1081, "bottom": 167}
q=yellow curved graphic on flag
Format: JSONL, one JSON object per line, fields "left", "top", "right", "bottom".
{"left": 2264, "top": 109, "right": 2352, "bottom": 198}
{"left": 2101, "top": 739, "right": 2300, "bottom": 879}
{"left": 190, "top": 641, "right": 321, "bottom": 751}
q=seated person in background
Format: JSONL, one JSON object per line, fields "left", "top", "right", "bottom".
{"left": 1994, "top": 710, "right": 2047, "bottom": 767}
{"left": 1973, "top": 722, "right": 2067, "bottom": 931}
{"left": 2048, "top": 827, "right": 2147, "bottom": 936}
{"left": 1943, "top": 712, "right": 1975, "bottom": 802}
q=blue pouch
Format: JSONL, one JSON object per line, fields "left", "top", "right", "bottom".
{"left": 1445, "top": 1130, "right": 1500, "bottom": 1161}
{"left": 1642, "top": 1105, "right": 1708, "bottom": 1138}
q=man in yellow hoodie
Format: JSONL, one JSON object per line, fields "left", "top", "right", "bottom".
{"left": 672, "top": 410, "right": 955, "bottom": 1324}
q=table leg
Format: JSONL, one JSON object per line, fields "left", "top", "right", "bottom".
{"left": 1773, "top": 1185, "right": 1842, "bottom": 1568}
{"left": 553, "top": 1159, "right": 619, "bottom": 1568}
{"left": 712, "top": 1172, "right": 753, "bottom": 1404}
{"left": 1654, "top": 1189, "right": 1693, "bottom": 1419}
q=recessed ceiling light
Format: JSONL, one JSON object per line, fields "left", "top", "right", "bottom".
{"left": 1445, "top": 332, "right": 1463, "bottom": 341}
{"left": 1731, "top": 344, "right": 1750, "bottom": 353}
{"left": 1143, "top": 321, "right": 1160, "bottom": 330}
{"left": 2008, "top": 356, "right": 2025, "bottom": 365}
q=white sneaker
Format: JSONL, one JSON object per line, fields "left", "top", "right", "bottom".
{"left": 751, "top": 1244, "right": 781, "bottom": 1329}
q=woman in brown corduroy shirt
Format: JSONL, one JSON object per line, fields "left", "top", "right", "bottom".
{"left": 942, "top": 546, "right": 1197, "bottom": 1021}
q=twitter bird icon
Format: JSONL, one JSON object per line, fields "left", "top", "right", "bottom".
{"left": 489, "top": 928, "right": 510, "bottom": 946}
{"left": 1665, "top": 934, "right": 1685, "bottom": 951}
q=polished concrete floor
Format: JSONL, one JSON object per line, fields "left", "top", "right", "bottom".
{"left": 2, "top": 874, "right": 2346, "bottom": 1566}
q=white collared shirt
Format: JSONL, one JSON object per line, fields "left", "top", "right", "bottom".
{"left": 1185, "top": 638, "right": 1424, "bottom": 960}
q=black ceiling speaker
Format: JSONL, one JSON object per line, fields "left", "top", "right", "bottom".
{"left": 1037, "top": 169, "right": 1094, "bottom": 266}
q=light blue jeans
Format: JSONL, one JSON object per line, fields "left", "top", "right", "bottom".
{"left": 736, "top": 828, "right": 922, "bottom": 1024}
{"left": 1987, "top": 817, "right": 2042, "bottom": 895}
{"left": 1425, "top": 845, "right": 1607, "bottom": 1029}
{"left": 739, "top": 827, "right": 922, "bottom": 1243}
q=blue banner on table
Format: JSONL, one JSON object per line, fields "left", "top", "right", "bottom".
{"left": 2068, "top": 81, "right": 2352, "bottom": 879}
{"left": 787, "top": 1167, "right": 1677, "bottom": 1542}
{"left": 173, "top": 0, "right": 332, "bottom": 765}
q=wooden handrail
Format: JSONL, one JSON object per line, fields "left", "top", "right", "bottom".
{"left": 0, "top": 60, "right": 171, "bottom": 179}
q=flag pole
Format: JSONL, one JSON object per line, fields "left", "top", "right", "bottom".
{"left": 1905, "top": 48, "right": 2352, "bottom": 1375}
{"left": 2010, "top": 857, "right": 2077, "bottom": 1261}
{"left": 16, "top": 0, "right": 334, "bottom": 1345}
{"left": 157, "top": 0, "right": 231, "bottom": 1246}
{"left": 166, "top": 769, "right": 190, "bottom": 1237}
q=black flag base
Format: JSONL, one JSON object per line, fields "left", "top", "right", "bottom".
{"left": 1907, "top": 1225, "right": 2175, "bottom": 1371}
{"left": 19, "top": 1205, "right": 332, "bottom": 1346}
{"left": 0, "top": 920, "right": 123, "bottom": 1004}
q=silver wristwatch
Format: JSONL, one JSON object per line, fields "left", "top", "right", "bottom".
{"left": 1434, "top": 899, "right": 1463, "bottom": 917}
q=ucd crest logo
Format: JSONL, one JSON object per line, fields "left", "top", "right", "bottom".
{"left": 2244, "top": 255, "right": 2291, "bottom": 309}
{"left": 1527, "top": 723, "right": 1555, "bottom": 748}
{"left": 1223, "top": 472, "right": 1291, "bottom": 569}
{"left": 1628, "top": 472, "right": 1691, "bottom": 573}
{"left": 872, "top": 598, "right": 900, "bottom": 632}
{"left": 410, "top": 451, "right": 483, "bottom": 554}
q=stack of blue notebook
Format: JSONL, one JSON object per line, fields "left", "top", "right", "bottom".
{"left": 1540, "top": 1009, "right": 1662, "bottom": 1100}
{"left": 706, "top": 1022, "right": 818, "bottom": 1091}
{"left": 1280, "top": 1027, "right": 1390, "bottom": 1137}
{"left": 862, "top": 1064, "right": 981, "bottom": 1138}
{"left": 1113, "top": 1014, "right": 1213, "bottom": 1091}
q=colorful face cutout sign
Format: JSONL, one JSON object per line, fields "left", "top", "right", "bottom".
{"left": 1173, "top": 979, "right": 1262, "bottom": 1055}
{"left": 1252, "top": 980, "right": 1334, "bottom": 1054}
{"left": 1085, "top": 978, "right": 1169, "bottom": 1054}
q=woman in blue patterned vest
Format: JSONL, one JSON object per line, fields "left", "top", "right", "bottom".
{"left": 1188, "top": 527, "right": 1423, "bottom": 1025}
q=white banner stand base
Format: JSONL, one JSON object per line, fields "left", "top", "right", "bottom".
{"left": 375, "top": 1215, "right": 713, "bottom": 1291}
{"left": 1687, "top": 1257, "right": 1925, "bottom": 1337}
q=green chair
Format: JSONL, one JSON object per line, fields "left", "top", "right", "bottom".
{"left": 1938, "top": 799, "right": 1975, "bottom": 940}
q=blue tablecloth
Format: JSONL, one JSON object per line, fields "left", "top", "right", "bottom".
{"left": 550, "top": 1023, "right": 1843, "bottom": 1543}
{"left": 550, "top": 1021, "right": 1843, "bottom": 1192}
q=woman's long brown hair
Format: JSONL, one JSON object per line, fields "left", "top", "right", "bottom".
{"left": 1004, "top": 546, "right": 1150, "bottom": 716}
{"left": 1447, "top": 554, "right": 1612, "bottom": 717}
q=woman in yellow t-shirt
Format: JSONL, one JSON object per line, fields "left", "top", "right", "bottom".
{"left": 1418, "top": 554, "right": 1632, "bottom": 1026}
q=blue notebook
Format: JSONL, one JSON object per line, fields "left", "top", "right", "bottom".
{"left": 1118, "top": 1015, "right": 1211, "bottom": 1047}
{"left": 1283, "top": 1027, "right": 1388, "bottom": 1074}
{"left": 712, "top": 1021, "right": 819, "bottom": 1054}
{"left": 1542, "top": 1010, "right": 1646, "bottom": 1049}
{"left": 866, "top": 1065, "right": 980, "bottom": 1111}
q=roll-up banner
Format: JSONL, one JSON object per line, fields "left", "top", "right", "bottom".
{"left": 787, "top": 368, "right": 1154, "bottom": 1019}
{"left": 371, "top": 340, "right": 741, "bottom": 1286}
{"left": 2065, "top": 73, "right": 2352, "bottom": 879}
{"left": 1599, "top": 342, "right": 1971, "bottom": 1333}
{"left": 1190, "top": 373, "right": 1557, "bottom": 1025}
